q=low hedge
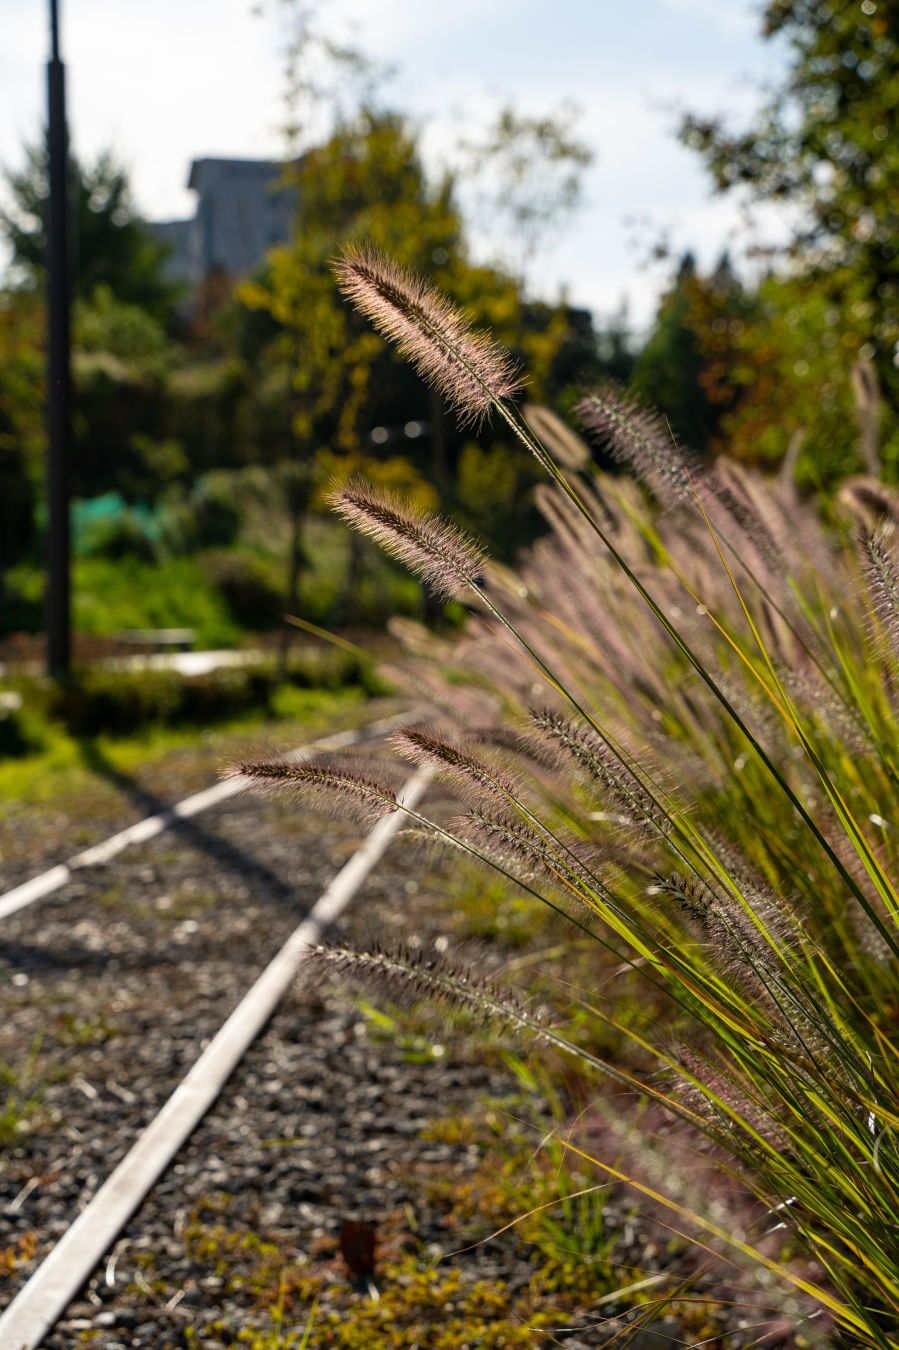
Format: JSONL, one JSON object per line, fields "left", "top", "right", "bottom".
{"left": 5, "top": 651, "right": 378, "bottom": 740}
{"left": 57, "top": 665, "right": 277, "bottom": 736}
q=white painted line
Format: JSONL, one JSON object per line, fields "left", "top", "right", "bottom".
{"left": 0, "top": 714, "right": 410, "bottom": 921}
{"left": 0, "top": 767, "right": 430, "bottom": 1350}
{"left": 0, "top": 866, "right": 72, "bottom": 921}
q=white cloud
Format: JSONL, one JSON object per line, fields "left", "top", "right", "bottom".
{"left": 656, "top": 0, "right": 757, "bottom": 37}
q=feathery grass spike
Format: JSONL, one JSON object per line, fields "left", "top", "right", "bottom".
{"left": 333, "top": 245, "right": 522, "bottom": 426}
{"left": 396, "top": 727, "right": 518, "bottom": 806}
{"left": 328, "top": 479, "right": 487, "bottom": 602}
{"left": 224, "top": 757, "right": 398, "bottom": 827}
{"left": 576, "top": 384, "right": 695, "bottom": 504}
{"left": 858, "top": 527, "right": 899, "bottom": 660}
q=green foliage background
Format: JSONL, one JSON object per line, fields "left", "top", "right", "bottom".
{"left": 3, "top": 0, "right": 899, "bottom": 639}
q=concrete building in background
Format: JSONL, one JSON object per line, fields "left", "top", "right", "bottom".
{"left": 152, "top": 158, "right": 298, "bottom": 288}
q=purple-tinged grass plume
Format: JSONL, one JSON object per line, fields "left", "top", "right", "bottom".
{"left": 223, "top": 755, "right": 398, "bottom": 827}
{"left": 327, "top": 479, "right": 486, "bottom": 603}
{"left": 333, "top": 244, "right": 522, "bottom": 426}
{"left": 838, "top": 475, "right": 899, "bottom": 527}
{"left": 309, "top": 940, "right": 540, "bottom": 1039}
{"left": 857, "top": 526, "right": 899, "bottom": 663}
{"left": 576, "top": 384, "right": 698, "bottom": 506}
{"left": 459, "top": 809, "right": 612, "bottom": 912}
{"left": 228, "top": 244, "right": 899, "bottom": 1344}
{"left": 523, "top": 403, "right": 590, "bottom": 470}
{"left": 395, "top": 726, "right": 520, "bottom": 810}
{"left": 529, "top": 708, "right": 666, "bottom": 835}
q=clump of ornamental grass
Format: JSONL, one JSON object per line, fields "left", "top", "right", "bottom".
{"left": 234, "top": 246, "right": 899, "bottom": 1348}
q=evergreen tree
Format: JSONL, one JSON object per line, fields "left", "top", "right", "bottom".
{"left": 633, "top": 252, "right": 749, "bottom": 455}
{"left": 1, "top": 144, "right": 180, "bottom": 322}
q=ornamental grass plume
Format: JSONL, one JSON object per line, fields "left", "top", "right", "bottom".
{"left": 333, "top": 244, "right": 522, "bottom": 426}
{"left": 394, "top": 725, "right": 521, "bottom": 809}
{"left": 225, "top": 754, "right": 398, "bottom": 826}
{"left": 857, "top": 525, "right": 899, "bottom": 664}
{"left": 326, "top": 478, "right": 486, "bottom": 603}
{"left": 576, "top": 384, "right": 699, "bottom": 506}
{"left": 234, "top": 246, "right": 899, "bottom": 1347}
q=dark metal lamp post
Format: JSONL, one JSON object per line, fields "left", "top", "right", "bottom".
{"left": 46, "top": 0, "right": 71, "bottom": 678}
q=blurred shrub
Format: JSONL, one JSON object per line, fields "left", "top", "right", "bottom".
{"left": 163, "top": 471, "right": 245, "bottom": 551}
{"left": 165, "top": 358, "right": 263, "bottom": 473}
{"left": 0, "top": 566, "right": 43, "bottom": 635}
{"left": 72, "top": 352, "right": 166, "bottom": 500}
{"left": 74, "top": 284, "right": 171, "bottom": 370}
{"left": 453, "top": 441, "right": 539, "bottom": 554}
{"left": 0, "top": 697, "right": 39, "bottom": 758}
{"left": 72, "top": 353, "right": 281, "bottom": 505}
{"left": 201, "top": 550, "right": 283, "bottom": 628}
{"left": 0, "top": 289, "right": 46, "bottom": 571}
{"left": 118, "top": 433, "right": 188, "bottom": 503}
{"left": 56, "top": 666, "right": 276, "bottom": 735}
{"left": 0, "top": 446, "right": 37, "bottom": 568}
{"left": 79, "top": 507, "right": 160, "bottom": 563}
{"left": 71, "top": 555, "right": 239, "bottom": 649}
{"left": 25, "top": 653, "right": 371, "bottom": 738}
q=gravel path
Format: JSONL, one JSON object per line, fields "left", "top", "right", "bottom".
{"left": 0, "top": 726, "right": 785, "bottom": 1348}
{"left": 0, "top": 737, "right": 603, "bottom": 1347}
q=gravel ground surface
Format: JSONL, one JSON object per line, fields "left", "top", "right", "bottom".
{"left": 0, "top": 718, "right": 801, "bottom": 1348}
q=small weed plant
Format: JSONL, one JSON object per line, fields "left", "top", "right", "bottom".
{"left": 231, "top": 247, "right": 899, "bottom": 1345}
{"left": 0, "top": 1033, "right": 46, "bottom": 1147}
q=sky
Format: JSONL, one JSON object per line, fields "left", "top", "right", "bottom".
{"left": 0, "top": 0, "right": 792, "bottom": 331}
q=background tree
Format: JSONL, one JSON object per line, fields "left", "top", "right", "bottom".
{"left": 0, "top": 145, "right": 181, "bottom": 322}
{"left": 706, "top": 271, "right": 889, "bottom": 489}
{"left": 457, "top": 102, "right": 593, "bottom": 284}
{"left": 633, "top": 252, "right": 749, "bottom": 455}
{"left": 630, "top": 249, "right": 880, "bottom": 489}
{"left": 680, "top": 0, "right": 899, "bottom": 415}
{"left": 0, "top": 289, "right": 43, "bottom": 566}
